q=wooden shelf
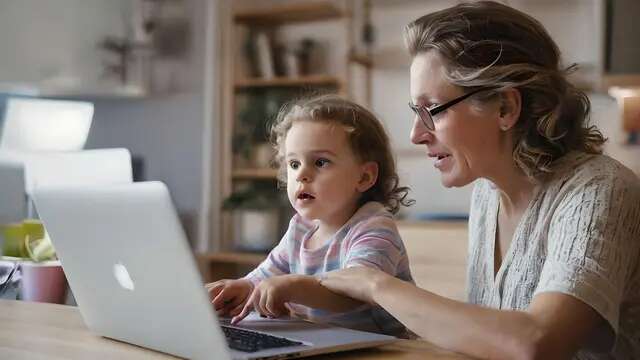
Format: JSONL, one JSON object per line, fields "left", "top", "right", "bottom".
{"left": 349, "top": 53, "right": 373, "bottom": 68}
{"left": 232, "top": 168, "right": 279, "bottom": 180}
{"left": 197, "top": 251, "right": 267, "bottom": 266}
{"left": 602, "top": 74, "right": 640, "bottom": 89}
{"left": 234, "top": 1, "right": 344, "bottom": 26}
{"left": 196, "top": 251, "right": 268, "bottom": 282}
{"left": 235, "top": 75, "right": 341, "bottom": 89}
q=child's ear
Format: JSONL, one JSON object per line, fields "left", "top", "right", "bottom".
{"left": 357, "top": 161, "right": 378, "bottom": 193}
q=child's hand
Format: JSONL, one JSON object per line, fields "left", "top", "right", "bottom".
{"left": 205, "top": 279, "right": 253, "bottom": 317}
{"left": 231, "top": 275, "right": 301, "bottom": 324}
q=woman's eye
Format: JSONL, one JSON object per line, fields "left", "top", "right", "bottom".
{"left": 288, "top": 160, "right": 300, "bottom": 169}
{"left": 315, "top": 158, "right": 330, "bottom": 167}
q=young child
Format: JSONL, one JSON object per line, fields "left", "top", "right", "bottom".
{"left": 206, "top": 95, "right": 414, "bottom": 336}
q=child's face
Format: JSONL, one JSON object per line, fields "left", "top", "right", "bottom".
{"left": 284, "top": 120, "right": 375, "bottom": 227}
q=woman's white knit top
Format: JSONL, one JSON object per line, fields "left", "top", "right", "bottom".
{"left": 467, "top": 152, "right": 640, "bottom": 359}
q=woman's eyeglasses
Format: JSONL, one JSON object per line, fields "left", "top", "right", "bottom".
{"left": 408, "top": 87, "right": 493, "bottom": 130}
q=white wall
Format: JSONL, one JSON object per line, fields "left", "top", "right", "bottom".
{"left": 85, "top": 0, "right": 213, "bottom": 248}
{"left": 0, "top": 0, "right": 128, "bottom": 91}
{"left": 0, "top": 0, "right": 217, "bottom": 249}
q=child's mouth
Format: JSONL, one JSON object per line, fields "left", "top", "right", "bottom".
{"left": 297, "top": 192, "right": 315, "bottom": 200}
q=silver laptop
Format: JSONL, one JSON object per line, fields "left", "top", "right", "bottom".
{"left": 33, "top": 181, "right": 397, "bottom": 360}
{"left": 0, "top": 97, "right": 93, "bottom": 152}
{"left": 0, "top": 158, "right": 26, "bottom": 225}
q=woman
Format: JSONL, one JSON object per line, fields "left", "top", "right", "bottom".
{"left": 320, "top": 1, "right": 640, "bottom": 359}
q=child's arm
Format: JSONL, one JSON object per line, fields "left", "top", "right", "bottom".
{"left": 206, "top": 218, "right": 299, "bottom": 316}
{"left": 232, "top": 274, "right": 364, "bottom": 324}
{"left": 342, "top": 215, "right": 409, "bottom": 279}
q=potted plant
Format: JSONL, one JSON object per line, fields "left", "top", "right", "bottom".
{"left": 233, "top": 88, "right": 295, "bottom": 167}
{"left": 0, "top": 220, "right": 67, "bottom": 303}
{"left": 222, "top": 185, "right": 287, "bottom": 252}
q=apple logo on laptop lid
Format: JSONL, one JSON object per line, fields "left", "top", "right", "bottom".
{"left": 113, "top": 262, "right": 135, "bottom": 291}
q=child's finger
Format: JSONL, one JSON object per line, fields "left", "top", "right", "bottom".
{"left": 206, "top": 282, "right": 226, "bottom": 300}
{"left": 231, "top": 289, "right": 257, "bottom": 324}
{"left": 216, "top": 289, "right": 248, "bottom": 314}
{"left": 265, "top": 293, "right": 286, "bottom": 317}
{"left": 258, "top": 290, "right": 273, "bottom": 318}
{"left": 228, "top": 300, "right": 247, "bottom": 317}
{"left": 284, "top": 303, "right": 307, "bottom": 320}
{"left": 212, "top": 290, "right": 233, "bottom": 310}
{"left": 231, "top": 300, "right": 253, "bottom": 324}
{"left": 205, "top": 280, "right": 223, "bottom": 289}
{"left": 230, "top": 289, "right": 251, "bottom": 311}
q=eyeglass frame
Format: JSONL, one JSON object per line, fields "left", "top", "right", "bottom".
{"left": 408, "top": 87, "right": 495, "bottom": 130}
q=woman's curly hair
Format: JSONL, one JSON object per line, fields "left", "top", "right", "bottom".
{"left": 404, "top": 0, "right": 606, "bottom": 180}
{"left": 270, "top": 94, "right": 414, "bottom": 214}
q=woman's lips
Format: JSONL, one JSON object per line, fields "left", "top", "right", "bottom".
{"left": 433, "top": 154, "right": 452, "bottom": 169}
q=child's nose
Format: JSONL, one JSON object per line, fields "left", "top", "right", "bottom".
{"left": 296, "top": 168, "right": 312, "bottom": 182}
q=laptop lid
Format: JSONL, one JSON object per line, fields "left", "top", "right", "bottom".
{"left": 0, "top": 158, "right": 26, "bottom": 225}
{"left": 33, "top": 181, "right": 228, "bottom": 359}
{"left": 1, "top": 97, "right": 93, "bottom": 151}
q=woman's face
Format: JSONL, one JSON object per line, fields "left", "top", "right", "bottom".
{"left": 409, "top": 51, "right": 503, "bottom": 188}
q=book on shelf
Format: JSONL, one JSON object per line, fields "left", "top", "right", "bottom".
{"left": 255, "top": 32, "right": 275, "bottom": 79}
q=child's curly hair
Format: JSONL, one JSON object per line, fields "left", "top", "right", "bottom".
{"left": 270, "top": 94, "right": 414, "bottom": 214}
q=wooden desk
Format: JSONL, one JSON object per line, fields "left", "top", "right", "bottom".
{"left": 0, "top": 299, "right": 470, "bottom": 359}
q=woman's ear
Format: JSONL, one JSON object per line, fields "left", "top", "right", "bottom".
{"left": 498, "top": 88, "right": 522, "bottom": 131}
{"left": 357, "top": 162, "right": 379, "bottom": 193}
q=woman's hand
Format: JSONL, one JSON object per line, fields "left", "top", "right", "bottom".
{"left": 319, "top": 266, "right": 392, "bottom": 304}
{"left": 205, "top": 279, "right": 253, "bottom": 317}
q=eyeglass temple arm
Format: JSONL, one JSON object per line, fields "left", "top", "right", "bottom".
{"left": 430, "top": 87, "right": 490, "bottom": 116}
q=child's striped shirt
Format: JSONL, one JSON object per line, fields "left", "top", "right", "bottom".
{"left": 244, "top": 201, "right": 413, "bottom": 337}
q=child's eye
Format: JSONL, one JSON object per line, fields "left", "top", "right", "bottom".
{"left": 315, "top": 158, "right": 330, "bottom": 167}
{"left": 288, "top": 160, "right": 300, "bottom": 169}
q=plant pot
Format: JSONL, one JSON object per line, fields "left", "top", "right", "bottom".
{"left": 251, "top": 143, "right": 274, "bottom": 168}
{"left": 233, "top": 209, "right": 279, "bottom": 252}
{"left": 19, "top": 260, "right": 67, "bottom": 304}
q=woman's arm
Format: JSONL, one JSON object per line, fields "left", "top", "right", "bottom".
{"left": 322, "top": 268, "right": 603, "bottom": 360}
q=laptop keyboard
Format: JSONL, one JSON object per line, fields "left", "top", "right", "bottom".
{"left": 221, "top": 325, "right": 305, "bottom": 353}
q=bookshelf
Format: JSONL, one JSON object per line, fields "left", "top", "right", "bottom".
{"left": 235, "top": 75, "right": 342, "bottom": 89}
{"left": 201, "top": 0, "right": 372, "bottom": 282}
{"left": 231, "top": 168, "right": 279, "bottom": 180}
{"left": 234, "top": 1, "right": 344, "bottom": 25}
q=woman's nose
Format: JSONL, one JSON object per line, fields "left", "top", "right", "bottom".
{"left": 410, "top": 116, "right": 434, "bottom": 145}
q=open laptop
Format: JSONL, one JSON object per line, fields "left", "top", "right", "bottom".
{"left": 32, "top": 181, "right": 397, "bottom": 360}
{"left": 1, "top": 97, "right": 93, "bottom": 151}
{"left": 0, "top": 157, "right": 26, "bottom": 225}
